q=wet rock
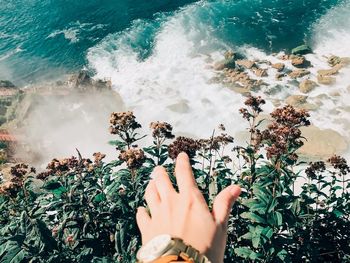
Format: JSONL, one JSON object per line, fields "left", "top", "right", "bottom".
{"left": 214, "top": 57, "right": 236, "bottom": 70}
{"left": 317, "top": 63, "right": 343, "bottom": 76}
{"left": 327, "top": 55, "right": 350, "bottom": 67}
{"left": 236, "top": 60, "right": 256, "bottom": 69}
{"left": 288, "top": 69, "right": 310, "bottom": 79}
{"left": 275, "top": 73, "right": 286, "bottom": 81}
{"left": 167, "top": 100, "right": 190, "bottom": 113}
{"left": 285, "top": 95, "right": 308, "bottom": 107}
{"left": 299, "top": 79, "right": 318, "bottom": 93}
{"left": 278, "top": 54, "right": 290, "bottom": 60}
{"left": 68, "top": 70, "right": 112, "bottom": 91}
{"left": 252, "top": 67, "right": 268, "bottom": 77}
{"left": 224, "top": 50, "right": 244, "bottom": 60}
{"left": 68, "top": 70, "right": 93, "bottom": 88}
{"left": 290, "top": 55, "right": 311, "bottom": 68}
{"left": 298, "top": 126, "right": 348, "bottom": 159}
{"left": 272, "top": 63, "right": 285, "bottom": 72}
{"left": 291, "top": 44, "right": 312, "bottom": 55}
{"left": 0, "top": 80, "right": 16, "bottom": 89}
{"left": 317, "top": 74, "right": 336, "bottom": 85}
{"left": 327, "top": 55, "right": 342, "bottom": 67}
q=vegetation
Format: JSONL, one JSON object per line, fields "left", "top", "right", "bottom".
{"left": 0, "top": 96, "right": 349, "bottom": 262}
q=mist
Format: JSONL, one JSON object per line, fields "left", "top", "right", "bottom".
{"left": 12, "top": 87, "right": 125, "bottom": 169}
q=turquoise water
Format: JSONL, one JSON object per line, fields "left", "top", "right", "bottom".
{"left": 0, "top": 0, "right": 344, "bottom": 84}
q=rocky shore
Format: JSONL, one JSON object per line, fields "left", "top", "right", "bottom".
{"left": 212, "top": 44, "right": 350, "bottom": 160}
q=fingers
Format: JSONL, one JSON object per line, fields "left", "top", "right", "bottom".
{"left": 212, "top": 185, "right": 241, "bottom": 225}
{"left": 145, "top": 180, "right": 160, "bottom": 213}
{"left": 152, "top": 166, "right": 176, "bottom": 199}
{"left": 175, "top": 152, "right": 197, "bottom": 193}
{"left": 136, "top": 206, "right": 151, "bottom": 243}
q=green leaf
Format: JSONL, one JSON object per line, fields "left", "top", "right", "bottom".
{"left": 275, "top": 211, "right": 283, "bottom": 226}
{"left": 333, "top": 209, "right": 344, "bottom": 218}
{"left": 277, "top": 249, "right": 288, "bottom": 261}
{"left": 108, "top": 140, "right": 127, "bottom": 150}
{"left": 234, "top": 247, "right": 262, "bottom": 260}
{"left": 291, "top": 199, "right": 301, "bottom": 216}
{"left": 94, "top": 193, "right": 106, "bottom": 203}
{"left": 241, "top": 212, "right": 266, "bottom": 224}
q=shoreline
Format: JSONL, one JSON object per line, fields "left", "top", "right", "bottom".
{"left": 1, "top": 45, "right": 350, "bottom": 171}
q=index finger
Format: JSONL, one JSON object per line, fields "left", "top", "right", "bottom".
{"left": 174, "top": 152, "right": 198, "bottom": 192}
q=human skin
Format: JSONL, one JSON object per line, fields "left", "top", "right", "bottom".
{"left": 136, "top": 152, "right": 241, "bottom": 263}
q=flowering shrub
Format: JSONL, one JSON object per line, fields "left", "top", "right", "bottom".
{"left": 0, "top": 97, "right": 349, "bottom": 262}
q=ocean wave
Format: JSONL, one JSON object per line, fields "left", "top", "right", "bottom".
{"left": 87, "top": 0, "right": 349, "bottom": 142}
{"left": 47, "top": 21, "right": 108, "bottom": 44}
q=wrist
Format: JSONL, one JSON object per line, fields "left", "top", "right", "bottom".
{"left": 136, "top": 234, "right": 212, "bottom": 263}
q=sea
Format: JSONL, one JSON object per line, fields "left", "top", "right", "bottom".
{"left": 1, "top": 0, "right": 350, "bottom": 158}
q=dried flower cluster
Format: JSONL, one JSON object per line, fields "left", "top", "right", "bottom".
{"left": 0, "top": 163, "right": 34, "bottom": 197}
{"left": 109, "top": 111, "right": 141, "bottom": 135}
{"left": 93, "top": 152, "right": 106, "bottom": 165}
{"left": 37, "top": 156, "right": 93, "bottom": 180}
{"left": 168, "top": 136, "right": 201, "bottom": 159}
{"left": 239, "top": 96, "right": 266, "bottom": 121}
{"left": 305, "top": 161, "right": 326, "bottom": 179}
{"left": 198, "top": 133, "right": 234, "bottom": 152}
{"left": 328, "top": 155, "right": 350, "bottom": 175}
{"left": 259, "top": 105, "right": 310, "bottom": 160}
{"left": 270, "top": 105, "right": 310, "bottom": 127}
{"left": 149, "top": 121, "right": 175, "bottom": 140}
{"left": 119, "top": 148, "right": 146, "bottom": 169}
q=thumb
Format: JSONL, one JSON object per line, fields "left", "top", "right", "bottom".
{"left": 212, "top": 185, "right": 241, "bottom": 225}
{"left": 136, "top": 207, "right": 151, "bottom": 243}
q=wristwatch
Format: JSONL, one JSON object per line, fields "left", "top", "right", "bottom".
{"left": 136, "top": 234, "right": 211, "bottom": 263}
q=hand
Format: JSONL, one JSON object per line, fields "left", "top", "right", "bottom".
{"left": 136, "top": 152, "right": 241, "bottom": 263}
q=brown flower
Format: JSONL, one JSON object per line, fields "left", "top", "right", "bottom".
{"left": 119, "top": 148, "right": 146, "bottom": 169}
{"left": 305, "top": 161, "right": 326, "bottom": 179}
{"left": 93, "top": 152, "right": 106, "bottom": 165}
{"left": 328, "top": 155, "right": 350, "bottom": 175}
{"left": 244, "top": 96, "right": 266, "bottom": 113}
{"left": 0, "top": 181, "right": 21, "bottom": 198}
{"left": 270, "top": 105, "right": 310, "bottom": 127}
{"left": 150, "top": 121, "right": 175, "bottom": 140}
{"left": 168, "top": 136, "right": 200, "bottom": 160}
{"left": 109, "top": 111, "right": 141, "bottom": 134}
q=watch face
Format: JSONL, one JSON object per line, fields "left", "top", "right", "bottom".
{"left": 137, "top": 234, "right": 172, "bottom": 262}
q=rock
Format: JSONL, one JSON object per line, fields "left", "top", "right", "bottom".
{"left": 299, "top": 79, "right": 318, "bottom": 93}
{"left": 327, "top": 55, "right": 350, "bottom": 67}
{"left": 317, "top": 74, "right": 336, "bottom": 85}
{"left": 285, "top": 95, "right": 308, "bottom": 107}
{"left": 272, "top": 63, "right": 285, "bottom": 72}
{"left": 275, "top": 73, "right": 286, "bottom": 81}
{"left": 291, "top": 44, "right": 312, "bottom": 55}
{"left": 288, "top": 69, "right": 310, "bottom": 79}
{"left": 290, "top": 56, "right": 311, "bottom": 68}
{"left": 167, "top": 100, "right": 190, "bottom": 113}
{"left": 68, "top": 70, "right": 93, "bottom": 88}
{"left": 252, "top": 68, "right": 268, "bottom": 77}
{"left": 236, "top": 60, "right": 255, "bottom": 69}
{"left": 214, "top": 57, "right": 236, "bottom": 70}
{"left": 298, "top": 126, "right": 348, "bottom": 159}
{"left": 317, "top": 63, "right": 343, "bottom": 76}
{"left": 278, "top": 54, "right": 290, "bottom": 60}
{"left": 0, "top": 80, "right": 16, "bottom": 89}
{"left": 327, "top": 55, "right": 342, "bottom": 67}
{"left": 224, "top": 51, "right": 244, "bottom": 60}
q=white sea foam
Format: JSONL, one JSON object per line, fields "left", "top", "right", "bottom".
{"left": 87, "top": 0, "right": 350, "bottom": 150}
{"left": 0, "top": 46, "right": 23, "bottom": 61}
{"left": 87, "top": 3, "right": 248, "bottom": 140}
{"left": 48, "top": 21, "right": 107, "bottom": 44}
